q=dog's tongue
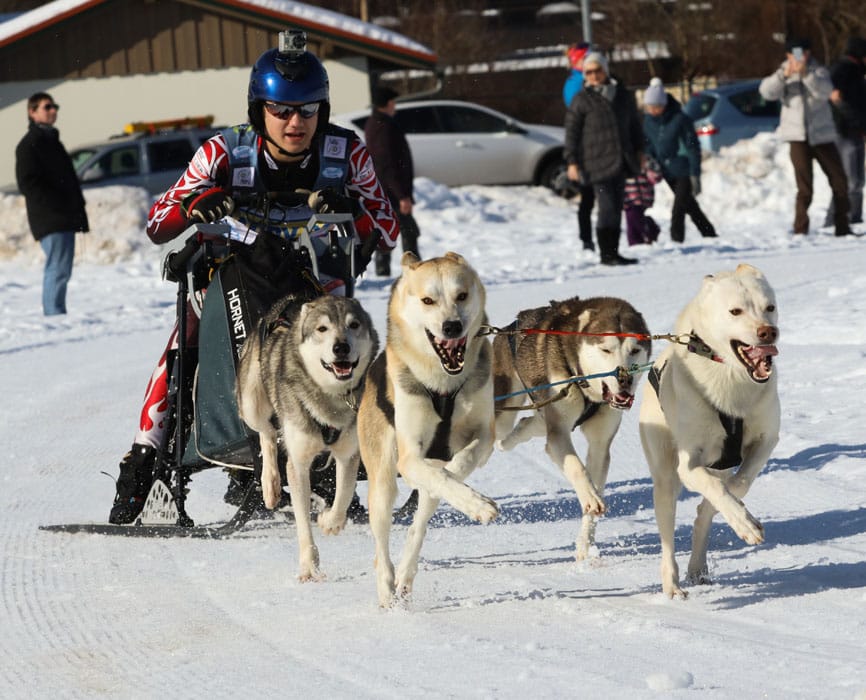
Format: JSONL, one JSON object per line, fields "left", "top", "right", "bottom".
{"left": 331, "top": 361, "right": 353, "bottom": 378}
{"left": 745, "top": 345, "right": 778, "bottom": 361}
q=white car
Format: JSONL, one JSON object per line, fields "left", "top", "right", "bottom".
{"left": 333, "top": 99, "right": 566, "bottom": 192}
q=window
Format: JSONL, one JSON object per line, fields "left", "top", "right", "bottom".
{"left": 684, "top": 94, "right": 717, "bottom": 120}
{"left": 147, "top": 139, "right": 195, "bottom": 173}
{"left": 729, "top": 89, "right": 780, "bottom": 118}
{"left": 440, "top": 106, "right": 508, "bottom": 133}
{"left": 394, "top": 106, "right": 441, "bottom": 134}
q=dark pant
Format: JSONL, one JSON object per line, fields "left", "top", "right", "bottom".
{"left": 824, "top": 136, "right": 864, "bottom": 225}
{"left": 593, "top": 177, "right": 626, "bottom": 259}
{"left": 666, "top": 176, "right": 715, "bottom": 242}
{"left": 577, "top": 184, "right": 595, "bottom": 248}
{"left": 625, "top": 206, "right": 660, "bottom": 245}
{"left": 39, "top": 231, "right": 75, "bottom": 315}
{"left": 789, "top": 141, "right": 849, "bottom": 235}
{"left": 374, "top": 211, "right": 420, "bottom": 276}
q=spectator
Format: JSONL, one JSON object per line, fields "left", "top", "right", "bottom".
{"left": 364, "top": 86, "right": 420, "bottom": 276}
{"left": 642, "top": 77, "right": 717, "bottom": 242}
{"left": 623, "top": 158, "right": 661, "bottom": 246}
{"left": 759, "top": 37, "right": 850, "bottom": 236}
{"left": 564, "top": 52, "right": 644, "bottom": 265}
{"left": 563, "top": 42, "right": 596, "bottom": 251}
{"left": 15, "top": 92, "right": 89, "bottom": 315}
{"left": 824, "top": 36, "right": 866, "bottom": 226}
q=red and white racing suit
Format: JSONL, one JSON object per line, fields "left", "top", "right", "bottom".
{"left": 133, "top": 128, "right": 398, "bottom": 449}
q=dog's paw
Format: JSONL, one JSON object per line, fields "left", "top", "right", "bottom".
{"left": 317, "top": 508, "right": 347, "bottom": 535}
{"left": 261, "top": 477, "right": 283, "bottom": 510}
{"left": 731, "top": 509, "right": 765, "bottom": 545}
{"left": 663, "top": 584, "right": 689, "bottom": 600}
{"left": 687, "top": 566, "right": 712, "bottom": 586}
{"left": 298, "top": 567, "right": 326, "bottom": 583}
{"left": 579, "top": 492, "right": 605, "bottom": 516}
{"left": 469, "top": 493, "right": 499, "bottom": 524}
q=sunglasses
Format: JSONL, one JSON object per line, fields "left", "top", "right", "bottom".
{"left": 264, "top": 101, "right": 320, "bottom": 120}
{"left": 42, "top": 103, "right": 60, "bottom": 111}
{"left": 583, "top": 68, "right": 604, "bottom": 76}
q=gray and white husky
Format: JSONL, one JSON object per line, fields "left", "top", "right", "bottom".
{"left": 493, "top": 296, "right": 651, "bottom": 559}
{"left": 236, "top": 292, "right": 378, "bottom": 581}
{"left": 357, "top": 252, "right": 499, "bottom": 607}
{"left": 639, "top": 264, "right": 780, "bottom": 598}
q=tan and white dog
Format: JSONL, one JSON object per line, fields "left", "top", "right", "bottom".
{"left": 236, "top": 292, "right": 378, "bottom": 582}
{"left": 357, "top": 252, "right": 498, "bottom": 607}
{"left": 639, "top": 264, "right": 780, "bottom": 598}
{"left": 493, "top": 296, "right": 651, "bottom": 559}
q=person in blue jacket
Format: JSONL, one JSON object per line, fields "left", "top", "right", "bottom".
{"left": 642, "top": 78, "right": 716, "bottom": 242}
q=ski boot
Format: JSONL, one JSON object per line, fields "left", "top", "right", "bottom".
{"left": 108, "top": 444, "right": 156, "bottom": 524}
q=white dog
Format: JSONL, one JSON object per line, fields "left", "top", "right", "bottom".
{"left": 639, "top": 264, "right": 780, "bottom": 598}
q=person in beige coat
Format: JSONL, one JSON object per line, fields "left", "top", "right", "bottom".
{"left": 759, "top": 36, "right": 850, "bottom": 236}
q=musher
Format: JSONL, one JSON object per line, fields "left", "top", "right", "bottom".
{"left": 108, "top": 31, "right": 398, "bottom": 524}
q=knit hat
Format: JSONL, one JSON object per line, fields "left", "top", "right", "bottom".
{"left": 371, "top": 86, "right": 399, "bottom": 108}
{"left": 582, "top": 51, "right": 608, "bottom": 74}
{"left": 567, "top": 42, "right": 590, "bottom": 69}
{"left": 644, "top": 77, "right": 667, "bottom": 107}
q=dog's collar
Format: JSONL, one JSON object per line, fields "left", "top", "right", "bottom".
{"left": 687, "top": 331, "right": 724, "bottom": 363}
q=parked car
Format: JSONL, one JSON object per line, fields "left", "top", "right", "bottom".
{"left": 68, "top": 121, "right": 220, "bottom": 196}
{"left": 683, "top": 80, "right": 781, "bottom": 152}
{"left": 332, "top": 99, "right": 566, "bottom": 191}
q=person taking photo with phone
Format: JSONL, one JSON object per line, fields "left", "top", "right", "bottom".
{"left": 759, "top": 36, "right": 850, "bottom": 237}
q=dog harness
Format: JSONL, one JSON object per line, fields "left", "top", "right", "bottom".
{"left": 503, "top": 319, "right": 602, "bottom": 430}
{"left": 648, "top": 361, "right": 743, "bottom": 470}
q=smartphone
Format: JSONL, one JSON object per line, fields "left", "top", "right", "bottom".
{"left": 792, "top": 47, "right": 804, "bottom": 62}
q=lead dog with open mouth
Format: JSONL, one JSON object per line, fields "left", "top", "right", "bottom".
{"left": 639, "top": 264, "right": 780, "bottom": 598}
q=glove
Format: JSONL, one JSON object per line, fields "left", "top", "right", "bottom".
{"left": 690, "top": 176, "right": 701, "bottom": 196}
{"left": 183, "top": 187, "right": 234, "bottom": 223}
{"left": 305, "top": 187, "right": 361, "bottom": 218}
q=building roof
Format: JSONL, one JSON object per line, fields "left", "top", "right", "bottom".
{"left": 0, "top": 0, "right": 438, "bottom": 70}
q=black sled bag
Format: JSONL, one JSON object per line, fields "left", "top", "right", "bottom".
{"left": 182, "top": 235, "right": 311, "bottom": 468}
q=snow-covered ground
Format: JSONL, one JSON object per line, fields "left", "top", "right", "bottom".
{"left": 1, "top": 132, "right": 865, "bottom": 698}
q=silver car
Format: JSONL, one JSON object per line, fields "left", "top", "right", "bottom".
{"left": 69, "top": 127, "right": 218, "bottom": 196}
{"left": 333, "top": 99, "right": 566, "bottom": 191}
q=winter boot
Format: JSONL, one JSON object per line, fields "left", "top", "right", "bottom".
{"left": 108, "top": 444, "right": 156, "bottom": 524}
{"left": 598, "top": 227, "right": 638, "bottom": 266}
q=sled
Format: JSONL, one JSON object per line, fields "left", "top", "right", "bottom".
{"left": 43, "top": 196, "right": 371, "bottom": 538}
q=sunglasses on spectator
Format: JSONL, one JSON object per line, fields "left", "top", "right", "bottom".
{"left": 583, "top": 68, "right": 604, "bottom": 76}
{"left": 264, "top": 101, "right": 320, "bottom": 119}
{"left": 42, "top": 103, "right": 60, "bottom": 111}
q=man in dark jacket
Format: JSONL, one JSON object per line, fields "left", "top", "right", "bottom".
{"left": 642, "top": 78, "right": 717, "bottom": 242}
{"left": 15, "top": 91, "right": 89, "bottom": 315}
{"left": 363, "top": 86, "right": 420, "bottom": 276}
{"left": 825, "top": 37, "right": 866, "bottom": 225}
{"left": 564, "top": 52, "right": 643, "bottom": 265}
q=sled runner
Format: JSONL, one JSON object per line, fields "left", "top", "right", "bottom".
{"left": 43, "top": 192, "right": 370, "bottom": 538}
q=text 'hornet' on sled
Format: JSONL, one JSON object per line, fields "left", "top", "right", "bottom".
{"left": 492, "top": 296, "right": 652, "bottom": 560}
{"left": 358, "top": 252, "right": 499, "bottom": 607}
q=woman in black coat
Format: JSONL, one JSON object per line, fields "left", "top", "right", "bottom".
{"left": 564, "top": 52, "right": 644, "bottom": 265}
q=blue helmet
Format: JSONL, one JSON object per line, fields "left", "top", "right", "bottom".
{"left": 247, "top": 43, "right": 330, "bottom": 134}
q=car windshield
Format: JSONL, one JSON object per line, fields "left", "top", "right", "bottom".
{"left": 69, "top": 148, "right": 99, "bottom": 171}
{"left": 684, "top": 93, "right": 716, "bottom": 120}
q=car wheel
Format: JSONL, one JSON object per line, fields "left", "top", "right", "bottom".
{"left": 537, "top": 156, "right": 572, "bottom": 198}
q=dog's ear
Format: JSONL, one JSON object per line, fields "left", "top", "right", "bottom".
{"left": 443, "top": 251, "right": 466, "bottom": 265}
{"left": 735, "top": 263, "right": 763, "bottom": 278}
{"left": 401, "top": 251, "right": 421, "bottom": 269}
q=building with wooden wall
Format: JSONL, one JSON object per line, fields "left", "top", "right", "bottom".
{"left": 0, "top": 0, "right": 437, "bottom": 186}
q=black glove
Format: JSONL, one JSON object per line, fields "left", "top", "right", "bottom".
{"left": 306, "top": 187, "right": 361, "bottom": 218}
{"left": 182, "top": 187, "right": 234, "bottom": 223}
{"left": 690, "top": 176, "right": 701, "bottom": 196}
